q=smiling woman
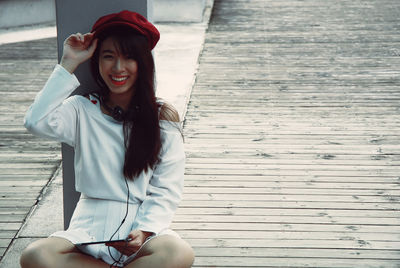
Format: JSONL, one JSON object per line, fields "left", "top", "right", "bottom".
{"left": 20, "top": 10, "right": 194, "bottom": 268}
{"left": 90, "top": 25, "right": 162, "bottom": 179}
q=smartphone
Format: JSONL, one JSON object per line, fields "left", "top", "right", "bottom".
{"left": 75, "top": 238, "right": 132, "bottom": 246}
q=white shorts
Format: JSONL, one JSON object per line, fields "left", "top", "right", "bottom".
{"left": 50, "top": 195, "right": 179, "bottom": 266}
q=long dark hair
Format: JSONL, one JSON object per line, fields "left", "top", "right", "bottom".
{"left": 90, "top": 26, "right": 161, "bottom": 179}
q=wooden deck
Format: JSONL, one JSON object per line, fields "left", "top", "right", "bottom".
{"left": 0, "top": 0, "right": 400, "bottom": 267}
{"left": 0, "top": 38, "right": 60, "bottom": 259}
{"left": 174, "top": 0, "right": 400, "bottom": 267}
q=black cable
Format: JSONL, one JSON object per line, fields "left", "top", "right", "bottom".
{"left": 99, "top": 95, "right": 126, "bottom": 122}
{"left": 108, "top": 177, "right": 130, "bottom": 267}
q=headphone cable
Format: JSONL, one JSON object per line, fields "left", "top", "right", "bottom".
{"left": 108, "top": 177, "right": 130, "bottom": 267}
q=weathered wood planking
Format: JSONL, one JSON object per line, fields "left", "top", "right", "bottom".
{"left": 179, "top": 0, "right": 400, "bottom": 267}
{"left": 0, "top": 38, "right": 61, "bottom": 260}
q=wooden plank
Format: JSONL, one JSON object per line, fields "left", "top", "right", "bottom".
{"left": 171, "top": 222, "right": 400, "bottom": 233}
{"left": 184, "top": 163, "right": 400, "bottom": 172}
{"left": 0, "top": 208, "right": 29, "bottom": 215}
{"left": 181, "top": 193, "right": 400, "bottom": 204}
{"left": 0, "top": 199, "right": 37, "bottom": 208}
{"left": 179, "top": 200, "right": 400, "bottom": 210}
{"left": 182, "top": 187, "right": 400, "bottom": 197}
{"left": 193, "top": 256, "right": 400, "bottom": 268}
{"left": 0, "top": 163, "right": 59, "bottom": 169}
{"left": 192, "top": 247, "right": 400, "bottom": 259}
{"left": 185, "top": 157, "right": 400, "bottom": 165}
{"left": 175, "top": 207, "right": 400, "bottom": 218}
{"left": 182, "top": 180, "right": 400, "bottom": 192}
{"left": 184, "top": 168, "right": 400, "bottom": 176}
{"left": 178, "top": 230, "right": 400, "bottom": 241}
{"left": 0, "top": 214, "right": 26, "bottom": 222}
{"left": 184, "top": 174, "right": 400, "bottom": 183}
{"left": 174, "top": 214, "right": 400, "bottom": 226}
{"left": 0, "top": 223, "right": 23, "bottom": 231}
{"left": 186, "top": 238, "right": 400, "bottom": 250}
{"left": 0, "top": 231, "right": 17, "bottom": 239}
{"left": 0, "top": 169, "right": 55, "bottom": 176}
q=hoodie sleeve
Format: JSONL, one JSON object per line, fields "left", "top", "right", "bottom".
{"left": 24, "top": 64, "right": 81, "bottom": 147}
{"left": 133, "top": 121, "right": 185, "bottom": 234}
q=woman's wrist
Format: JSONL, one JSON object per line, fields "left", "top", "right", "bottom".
{"left": 60, "top": 57, "right": 79, "bottom": 74}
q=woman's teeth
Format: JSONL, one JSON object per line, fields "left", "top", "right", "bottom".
{"left": 111, "top": 76, "right": 128, "bottom": 81}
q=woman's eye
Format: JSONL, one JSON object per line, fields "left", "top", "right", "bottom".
{"left": 103, "top": 54, "right": 113, "bottom": 59}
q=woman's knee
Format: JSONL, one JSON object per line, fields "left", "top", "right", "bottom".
{"left": 169, "top": 237, "right": 195, "bottom": 268}
{"left": 144, "top": 235, "right": 195, "bottom": 268}
{"left": 20, "top": 239, "right": 50, "bottom": 268}
{"left": 20, "top": 237, "right": 75, "bottom": 268}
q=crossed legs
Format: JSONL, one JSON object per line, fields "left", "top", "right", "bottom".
{"left": 20, "top": 235, "right": 194, "bottom": 268}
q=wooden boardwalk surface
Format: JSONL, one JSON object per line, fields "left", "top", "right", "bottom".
{"left": 0, "top": 0, "right": 400, "bottom": 267}
{"left": 0, "top": 38, "right": 60, "bottom": 259}
{"left": 174, "top": 0, "right": 400, "bottom": 267}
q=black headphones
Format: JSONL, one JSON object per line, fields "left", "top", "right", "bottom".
{"left": 99, "top": 96, "right": 126, "bottom": 122}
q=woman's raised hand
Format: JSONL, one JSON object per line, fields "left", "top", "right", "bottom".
{"left": 60, "top": 32, "right": 98, "bottom": 74}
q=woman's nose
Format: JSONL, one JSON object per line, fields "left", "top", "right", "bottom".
{"left": 112, "top": 58, "right": 124, "bottom": 71}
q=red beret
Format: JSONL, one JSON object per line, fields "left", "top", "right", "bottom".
{"left": 91, "top": 10, "right": 160, "bottom": 50}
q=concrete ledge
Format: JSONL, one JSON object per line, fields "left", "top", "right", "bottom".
{"left": 0, "top": 0, "right": 206, "bottom": 29}
{"left": 0, "top": 0, "right": 55, "bottom": 29}
{"left": 153, "top": 0, "right": 206, "bottom": 22}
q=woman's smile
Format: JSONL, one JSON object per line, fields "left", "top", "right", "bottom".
{"left": 110, "top": 75, "right": 129, "bottom": 86}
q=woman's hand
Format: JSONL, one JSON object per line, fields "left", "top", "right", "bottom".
{"left": 60, "top": 32, "right": 98, "bottom": 74}
{"left": 106, "top": 230, "right": 153, "bottom": 256}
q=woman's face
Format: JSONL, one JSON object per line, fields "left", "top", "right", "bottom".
{"left": 98, "top": 37, "right": 138, "bottom": 96}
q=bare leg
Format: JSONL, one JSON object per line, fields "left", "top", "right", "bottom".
{"left": 20, "top": 237, "right": 112, "bottom": 268}
{"left": 126, "top": 235, "right": 194, "bottom": 268}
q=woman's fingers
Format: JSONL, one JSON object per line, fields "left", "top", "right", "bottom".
{"left": 64, "top": 34, "right": 78, "bottom": 46}
{"left": 86, "top": 38, "right": 98, "bottom": 54}
{"left": 81, "top": 33, "right": 92, "bottom": 47}
{"left": 106, "top": 231, "right": 146, "bottom": 256}
{"left": 106, "top": 240, "right": 140, "bottom": 256}
{"left": 77, "top": 33, "right": 84, "bottom": 42}
{"left": 65, "top": 32, "right": 94, "bottom": 49}
{"left": 60, "top": 32, "right": 97, "bottom": 73}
